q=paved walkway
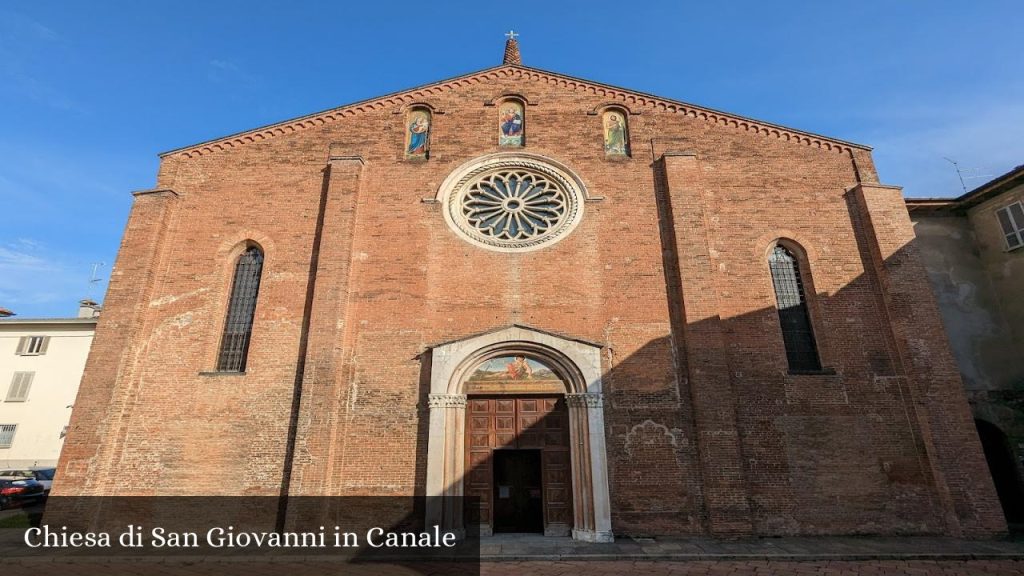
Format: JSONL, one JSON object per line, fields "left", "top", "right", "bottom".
{"left": 0, "top": 559, "right": 1021, "bottom": 575}
{"left": 479, "top": 533, "right": 1024, "bottom": 561}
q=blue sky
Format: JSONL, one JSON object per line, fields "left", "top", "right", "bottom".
{"left": 1, "top": 1, "right": 1021, "bottom": 317}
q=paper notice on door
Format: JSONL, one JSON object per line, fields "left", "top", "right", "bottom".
{"left": 498, "top": 486, "right": 511, "bottom": 499}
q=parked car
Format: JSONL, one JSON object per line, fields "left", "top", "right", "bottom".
{"left": 0, "top": 477, "right": 46, "bottom": 510}
{"left": 0, "top": 468, "right": 55, "bottom": 494}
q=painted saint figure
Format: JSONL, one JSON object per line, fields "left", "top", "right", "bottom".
{"left": 407, "top": 110, "right": 430, "bottom": 155}
{"left": 499, "top": 102, "right": 524, "bottom": 146}
{"left": 505, "top": 356, "right": 533, "bottom": 380}
{"left": 603, "top": 111, "right": 627, "bottom": 155}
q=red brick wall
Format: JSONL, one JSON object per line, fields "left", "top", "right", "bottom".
{"left": 55, "top": 66, "right": 1004, "bottom": 537}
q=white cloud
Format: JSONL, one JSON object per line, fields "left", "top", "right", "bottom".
{"left": 0, "top": 242, "right": 103, "bottom": 317}
{"left": 207, "top": 58, "right": 261, "bottom": 87}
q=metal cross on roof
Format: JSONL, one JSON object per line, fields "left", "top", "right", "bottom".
{"left": 505, "top": 30, "right": 519, "bottom": 40}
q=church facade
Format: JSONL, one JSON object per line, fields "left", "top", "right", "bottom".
{"left": 55, "top": 41, "right": 1005, "bottom": 540}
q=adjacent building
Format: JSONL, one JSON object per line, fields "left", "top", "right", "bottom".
{"left": 0, "top": 301, "right": 99, "bottom": 468}
{"left": 907, "top": 164, "right": 1024, "bottom": 525}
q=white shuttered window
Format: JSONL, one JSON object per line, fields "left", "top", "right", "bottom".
{"left": 15, "top": 336, "right": 50, "bottom": 356}
{"left": 5, "top": 372, "right": 33, "bottom": 402}
{"left": 996, "top": 202, "right": 1024, "bottom": 250}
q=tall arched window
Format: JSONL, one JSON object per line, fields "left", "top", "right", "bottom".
{"left": 768, "top": 244, "right": 821, "bottom": 371}
{"left": 217, "top": 246, "right": 264, "bottom": 372}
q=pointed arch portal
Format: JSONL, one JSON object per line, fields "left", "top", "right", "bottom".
{"left": 424, "top": 325, "right": 613, "bottom": 542}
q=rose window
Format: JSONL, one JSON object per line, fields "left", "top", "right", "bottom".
{"left": 463, "top": 171, "right": 567, "bottom": 241}
{"left": 440, "top": 155, "right": 586, "bottom": 252}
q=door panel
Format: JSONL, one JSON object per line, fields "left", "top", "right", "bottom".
{"left": 493, "top": 450, "right": 543, "bottom": 533}
{"left": 464, "top": 395, "right": 572, "bottom": 534}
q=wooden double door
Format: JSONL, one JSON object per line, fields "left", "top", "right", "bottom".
{"left": 465, "top": 395, "right": 573, "bottom": 535}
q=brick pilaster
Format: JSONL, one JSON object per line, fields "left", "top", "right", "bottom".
{"left": 284, "top": 151, "right": 365, "bottom": 499}
{"left": 852, "top": 182, "right": 1006, "bottom": 537}
{"left": 53, "top": 189, "right": 179, "bottom": 495}
{"left": 658, "top": 152, "right": 752, "bottom": 536}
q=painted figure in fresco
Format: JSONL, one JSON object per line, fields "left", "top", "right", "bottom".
{"left": 500, "top": 105, "right": 523, "bottom": 138}
{"left": 604, "top": 112, "right": 627, "bottom": 155}
{"left": 505, "top": 356, "right": 533, "bottom": 379}
{"left": 407, "top": 112, "right": 430, "bottom": 155}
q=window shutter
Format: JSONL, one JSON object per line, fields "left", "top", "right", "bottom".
{"left": 1010, "top": 203, "right": 1024, "bottom": 228}
{"left": 6, "top": 372, "right": 33, "bottom": 402}
{"left": 15, "top": 337, "right": 28, "bottom": 355}
{"left": 997, "top": 203, "right": 1024, "bottom": 250}
{"left": 38, "top": 336, "right": 50, "bottom": 355}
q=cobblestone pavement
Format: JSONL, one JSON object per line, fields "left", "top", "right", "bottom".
{"left": 2, "top": 559, "right": 1023, "bottom": 575}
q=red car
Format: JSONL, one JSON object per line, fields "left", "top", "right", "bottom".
{"left": 0, "top": 476, "right": 46, "bottom": 510}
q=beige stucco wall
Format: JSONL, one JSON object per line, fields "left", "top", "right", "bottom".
{"left": 0, "top": 320, "right": 95, "bottom": 468}
{"left": 911, "top": 181, "right": 1024, "bottom": 503}
{"left": 911, "top": 215, "right": 1020, "bottom": 391}
{"left": 965, "top": 183, "right": 1024, "bottom": 387}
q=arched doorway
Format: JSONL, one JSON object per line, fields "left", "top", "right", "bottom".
{"left": 424, "top": 325, "right": 613, "bottom": 542}
{"left": 975, "top": 419, "right": 1024, "bottom": 524}
{"left": 464, "top": 355, "right": 573, "bottom": 536}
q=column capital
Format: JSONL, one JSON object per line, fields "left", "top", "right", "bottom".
{"left": 565, "top": 392, "right": 603, "bottom": 408}
{"left": 428, "top": 393, "right": 467, "bottom": 408}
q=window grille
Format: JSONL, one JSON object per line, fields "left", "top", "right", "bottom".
{"left": 995, "top": 202, "right": 1024, "bottom": 250}
{"left": 216, "top": 247, "right": 264, "bottom": 372}
{"left": 769, "top": 245, "right": 822, "bottom": 371}
{"left": 0, "top": 424, "right": 16, "bottom": 448}
{"left": 5, "top": 372, "right": 33, "bottom": 402}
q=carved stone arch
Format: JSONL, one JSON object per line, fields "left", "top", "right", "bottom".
{"left": 445, "top": 341, "right": 588, "bottom": 395}
{"left": 434, "top": 152, "right": 591, "bottom": 253}
{"left": 424, "top": 325, "right": 613, "bottom": 542}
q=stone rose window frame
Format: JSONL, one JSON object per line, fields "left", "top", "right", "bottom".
{"left": 436, "top": 153, "right": 589, "bottom": 253}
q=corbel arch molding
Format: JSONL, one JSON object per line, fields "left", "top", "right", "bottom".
{"left": 423, "top": 325, "right": 613, "bottom": 542}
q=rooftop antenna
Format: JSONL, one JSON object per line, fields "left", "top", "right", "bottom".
{"left": 959, "top": 166, "right": 996, "bottom": 184}
{"left": 86, "top": 262, "right": 105, "bottom": 300}
{"left": 943, "top": 157, "right": 968, "bottom": 195}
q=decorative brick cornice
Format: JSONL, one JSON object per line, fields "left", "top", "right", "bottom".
{"left": 161, "top": 65, "right": 869, "bottom": 160}
{"left": 428, "top": 393, "right": 467, "bottom": 409}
